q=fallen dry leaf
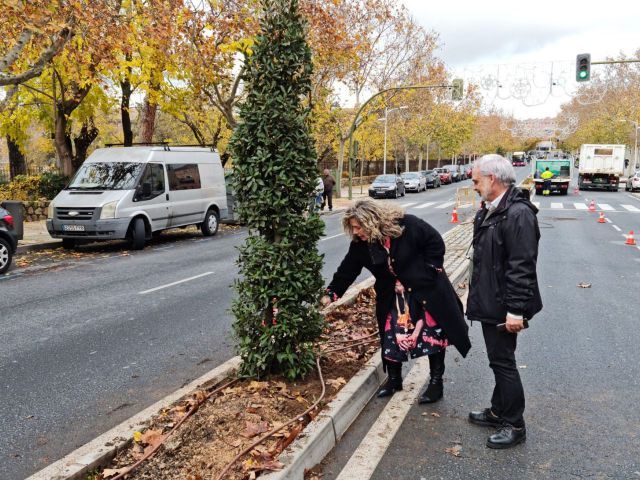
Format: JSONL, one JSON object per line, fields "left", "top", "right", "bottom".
{"left": 445, "top": 445, "right": 461, "bottom": 457}
{"left": 430, "top": 412, "right": 441, "bottom": 417}
{"left": 102, "top": 467, "right": 130, "bottom": 478}
{"left": 326, "top": 377, "right": 346, "bottom": 390}
{"left": 241, "top": 420, "right": 270, "bottom": 438}
{"left": 577, "top": 282, "right": 592, "bottom": 288}
{"left": 140, "top": 429, "right": 165, "bottom": 447}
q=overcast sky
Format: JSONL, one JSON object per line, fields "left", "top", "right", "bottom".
{"left": 401, "top": 0, "right": 640, "bottom": 119}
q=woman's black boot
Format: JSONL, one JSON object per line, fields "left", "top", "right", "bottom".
{"left": 377, "top": 362, "right": 403, "bottom": 398}
{"left": 419, "top": 350, "right": 445, "bottom": 404}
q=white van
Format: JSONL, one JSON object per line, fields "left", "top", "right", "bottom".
{"left": 46, "top": 146, "right": 228, "bottom": 250}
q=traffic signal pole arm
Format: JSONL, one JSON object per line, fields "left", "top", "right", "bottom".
{"left": 345, "top": 83, "right": 455, "bottom": 199}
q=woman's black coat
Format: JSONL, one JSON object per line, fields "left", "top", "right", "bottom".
{"left": 327, "top": 214, "right": 471, "bottom": 358}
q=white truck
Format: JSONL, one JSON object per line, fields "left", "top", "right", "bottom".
{"left": 532, "top": 151, "right": 573, "bottom": 195}
{"left": 578, "top": 144, "right": 626, "bottom": 191}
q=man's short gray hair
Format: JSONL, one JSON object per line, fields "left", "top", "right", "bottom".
{"left": 476, "top": 154, "right": 516, "bottom": 186}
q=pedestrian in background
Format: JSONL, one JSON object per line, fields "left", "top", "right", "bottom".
{"left": 312, "top": 176, "right": 324, "bottom": 212}
{"left": 321, "top": 168, "right": 335, "bottom": 212}
{"left": 467, "top": 154, "right": 543, "bottom": 449}
{"left": 321, "top": 199, "right": 470, "bottom": 401}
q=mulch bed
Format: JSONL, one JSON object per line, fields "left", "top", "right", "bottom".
{"left": 94, "top": 288, "right": 379, "bottom": 480}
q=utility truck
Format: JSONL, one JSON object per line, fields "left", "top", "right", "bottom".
{"left": 578, "top": 144, "right": 626, "bottom": 191}
{"left": 532, "top": 151, "right": 572, "bottom": 195}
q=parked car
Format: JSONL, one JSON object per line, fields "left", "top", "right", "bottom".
{"left": 0, "top": 206, "right": 18, "bottom": 274}
{"left": 401, "top": 171, "right": 426, "bottom": 192}
{"left": 368, "top": 174, "right": 405, "bottom": 198}
{"left": 459, "top": 164, "right": 473, "bottom": 179}
{"left": 421, "top": 170, "right": 441, "bottom": 188}
{"left": 626, "top": 171, "right": 640, "bottom": 192}
{"left": 434, "top": 167, "right": 452, "bottom": 184}
{"left": 441, "top": 164, "right": 462, "bottom": 182}
{"left": 46, "top": 146, "right": 229, "bottom": 251}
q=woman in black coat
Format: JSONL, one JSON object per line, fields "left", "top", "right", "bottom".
{"left": 322, "top": 199, "right": 471, "bottom": 401}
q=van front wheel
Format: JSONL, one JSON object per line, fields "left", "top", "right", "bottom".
{"left": 62, "top": 238, "right": 76, "bottom": 250}
{"left": 129, "top": 218, "right": 146, "bottom": 250}
{"left": 201, "top": 209, "right": 219, "bottom": 237}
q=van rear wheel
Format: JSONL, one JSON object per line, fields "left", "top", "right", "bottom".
{"left": 129, "top": 218, "right": 146, "bottom": 250}
{"left": 201, "top": 209, "right": 219, "bottom": 236}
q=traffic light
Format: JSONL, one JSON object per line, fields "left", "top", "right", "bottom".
{"left": 451, "top": 78, "right": 464, "bottom": 100}
{"left": 576, "top": 53, "right": 591, "bottom": 82}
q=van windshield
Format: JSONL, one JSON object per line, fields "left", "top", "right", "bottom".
{"left": 67, "top": 162, "right": 144, "bottom": 190}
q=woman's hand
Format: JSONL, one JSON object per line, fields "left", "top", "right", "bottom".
{"left": 394, "top": 282, "right": 404, "bottom": 294}
{"left": 320, "top": 295, "right": 332, "bottom": 307}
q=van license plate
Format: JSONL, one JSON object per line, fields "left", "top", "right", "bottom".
{"left": 63, "top": 224, "right": 85, "bottom": 232}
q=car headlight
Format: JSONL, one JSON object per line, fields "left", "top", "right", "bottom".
{"left": 100, "top": 201, "right": 118, "bottom": 219}
{"left": 47, "top": 202, "right": 55, "bottom": 219}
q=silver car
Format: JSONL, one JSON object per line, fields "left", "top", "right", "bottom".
{"left": 626, "top": 171, "right": 640, "bottom": 192}
{"left": 401, "top": 171, "right": 426, "bottom": 192}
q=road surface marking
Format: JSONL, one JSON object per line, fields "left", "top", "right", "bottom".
{"left": 574, "top": 203, "right": 588, "bottom": 210}
{"left": 598, "top": 204, "right": 614, "bottom": 211}
{"left": 551, "top": 202, "right": 563, "bottom": 209}
{"left": 621, "top": 204, "right": 640, "bottom": 212}
{"left": 414, "top": 201, "right": 436, "bottom": 209}
{"left": 435, "top": 201, "right": 455, "bottom": 209}
{"left": 612, "top": 225, "right": 622, "bottom": 232}
{"left": 320, "top": 233, "right": 344, "bottom": 242}
{"left": 400, "top": 202, "right": 417, "bottom": 208}
{"left": 335, "top": 356, "right": 430, "bottom": 480}
{"left": 606, "top": 218, "right": 613, "bottom": 223}
{"left": 139, "top": 272, "right": 214, "bottom": 295}
{"left": 533, "top": 201, "right": 540, "bottom": 208}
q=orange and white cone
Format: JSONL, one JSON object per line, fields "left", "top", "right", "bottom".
{"left": 626, "top": 231, "right": 637, "bottom": 246}
{"left": 450, "top": 207, "right": 459, "bottom": 224}
{"left": 598, "top": 212, "right": 606, "bottom": 223}
{"left": 573, "top": 186, "right": 579, "bottom": 195}
{"left": 588, "top": 200, "right": 596, "bottom": 212}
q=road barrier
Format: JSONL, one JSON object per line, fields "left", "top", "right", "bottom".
{"left": 455, "top": 186, "right": 476, "bottom": 209}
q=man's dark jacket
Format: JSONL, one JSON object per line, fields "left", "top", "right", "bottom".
{"left": 467, "top": 187, "right": 543, "bottom": 325}
{"left": 327, "top": 214, "right": 471, "bottom": 358}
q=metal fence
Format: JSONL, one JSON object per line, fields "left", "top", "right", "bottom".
{"left": 0, "top": 164, "right": 63, "bottom": 183}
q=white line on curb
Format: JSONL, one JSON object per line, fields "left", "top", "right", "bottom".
{"left": 138, "top": 272, "right": 214, "bottom": 295}
{"left": 612, "top": 225, "right": 622, "bottom": 232}
{"left": 335, "top": 356, "right": 430, "bottom": 480}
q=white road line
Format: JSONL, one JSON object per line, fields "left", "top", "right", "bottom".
{"left": 400, "top": 202, "right": 417, "bottom": 208}
{"left": 599, "top": 204, "right": 614, "bottom": 211}
{"left": 621, "top": 204, "right": 640, "bottom": 212}
{"left": 550, "top": 202, "right": 563, "bottom": 209}
{"left": 139, "top": 272, "right": 214, "bottom": 295}
{"left": 574, "top": 203, "right": 588, "bottom": 210}
{"left": 320, "top": 233, "right": 344, "bottom": 242}
{"left": 533, "top": 201, "right": 540, "bottom": 208}
{"left": 435, "top": 201, "right": 455, "bottom": 209}
{"left": 605, "top": 218, "right": 612, "bottom": 223}
{"left": 414, "top": 201, "right": 436, "bottom": 209}
{"left": 335, "top": 356, "right": 430, "bottom": 480}
{"left": 612, "top": 225, "right": 622, "bottom": 232}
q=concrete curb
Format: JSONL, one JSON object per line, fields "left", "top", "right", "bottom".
{"left": 26, "top": 223, "right": 471, "bottom": 480}
{"left": 17, "top": 241, "right": 62, "bottom": 255}
{"left": 26, "top": 357, "right": 242, "bottom": 480}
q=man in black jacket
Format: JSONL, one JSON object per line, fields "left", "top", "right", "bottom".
{"left": 467, "top": 154, "right": 542, "bottom": 449}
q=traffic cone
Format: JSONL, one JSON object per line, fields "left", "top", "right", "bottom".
{"left": 598, "top": 212, "right": 606, "bottom": 223}
{"left": 588, "top": 200, "right": 596, "bottom": 212}
{"left": 450, "top": 207, "right": 459, "bottom": 224}
{"left": 573, "top": 186, "right": 579, "bottom": 195}
{"left": 626, "top": 231, "right": 637, "bottom": 246}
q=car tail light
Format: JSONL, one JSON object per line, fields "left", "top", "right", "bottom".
{"left": 3, "top": 214, "right": 14, "bottom": 228}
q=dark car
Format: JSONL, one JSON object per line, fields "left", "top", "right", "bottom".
{"left": 368, "top": 174, "right": 405, "bottom": 198}
{"left": 441, "top": 164, "right": 462, "bottom": 182}
{"left": 0, "top": 206, "right": 19, "bottom": 274}
{"left": 421, "top": 170, "right": 441, "bottom": 188}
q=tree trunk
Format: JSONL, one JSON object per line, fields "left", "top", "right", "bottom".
{"left": 54, "top": 107, "right": 74, "bottom": 176}
{"left": 7, "top": 135, "right": 27, "bottom": 178}
{"left": 418, "top": 148, "right": 423, "bottom": 171}
{"left": 140, "top": 93, "right": 157, "bottom": 143}
{"left": 404, "top": 141, "right": 409, "bottom": 173}
{"left": 120, "top": 77, "right": 133, "bottom": 146}
{"left": 336, "top": 138, "right": 345, "bottom": 198}
{"left": 426, "top": 140, "right": 430, "bottom": 170}
{"left": 73, "top": 118, "right": 99, "bottom": 170}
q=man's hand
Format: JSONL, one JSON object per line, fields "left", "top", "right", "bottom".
{"left": 505, "top": 314, "right": 525, "bottom": 333}
{"left": 320, "top": 295, "right": 332, "bottom": 307}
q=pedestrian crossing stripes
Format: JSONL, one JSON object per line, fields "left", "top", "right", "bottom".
{"left": 390, "top": 199, "right": 640, "bottom": 212}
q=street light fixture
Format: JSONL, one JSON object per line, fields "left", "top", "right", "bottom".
{"left": 381, "top": 106, "right": 408, "bottom": 175}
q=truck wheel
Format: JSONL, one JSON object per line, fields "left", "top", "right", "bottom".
{"left": 201, "top": 209, "right": 219, "bottom": 236}
{"left": 129, "top": 218, "right": 146, "bottom": 250}
{"left": 0, "top": 237, "right": 12, "bottom": 274}
{"left": 62, "top": 238, "right": 76, "bottom": 250}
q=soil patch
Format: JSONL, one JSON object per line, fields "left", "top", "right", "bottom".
{"left": 94, "top": 289, "right": 378, "bottom": 480}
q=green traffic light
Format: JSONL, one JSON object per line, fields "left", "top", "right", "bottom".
{"left": 579, "top": 71, "right": 588, "bottom": 79}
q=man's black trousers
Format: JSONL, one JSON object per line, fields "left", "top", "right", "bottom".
{"left": 322, "top": 190, "right": 333, "bottom": 211}
{"left": 481, "top": 322, "right": 525, "bottom": 427}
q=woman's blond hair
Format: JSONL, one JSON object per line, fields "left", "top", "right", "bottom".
{"left": 341, "top": 199, "right": 404, "bottom": 242}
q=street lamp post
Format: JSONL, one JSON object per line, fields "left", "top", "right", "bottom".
{"left": 382, "top": 106, "right": 408, "bottom": 175}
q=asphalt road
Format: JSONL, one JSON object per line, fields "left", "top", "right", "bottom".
{"left": 0, "top": 170, "right": 496, "bottom": 480}
{"left": 319, "top": 185, "right": 640, "bottom": 479}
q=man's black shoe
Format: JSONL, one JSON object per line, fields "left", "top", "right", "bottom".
{"left": 468, "top": 408, "right": 503, "bottom": 427}
{"left": 486, "top": 425, "right": 526, "bottom": 449}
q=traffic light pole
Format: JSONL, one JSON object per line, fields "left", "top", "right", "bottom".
{"left": 345, "top": 83, "right": 456, "bottom": 199}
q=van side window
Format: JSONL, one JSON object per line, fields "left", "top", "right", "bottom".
{"left": 167, "top": 164, "right": 201, "bottom": 190}
{"left": 136, "top": 163, "right": 165, "bottom": 201}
